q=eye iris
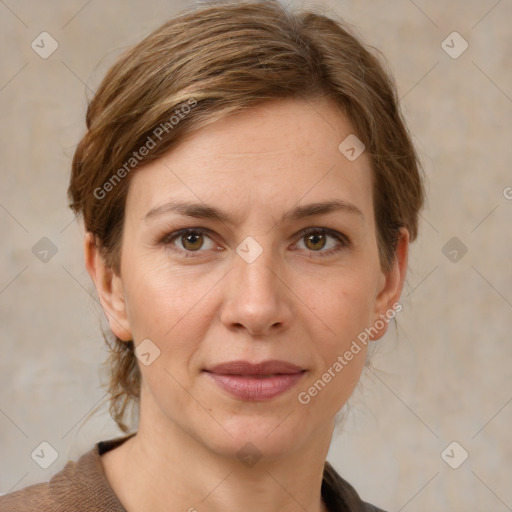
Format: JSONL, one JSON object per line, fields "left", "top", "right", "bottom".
{"left": 176, "top": 231, "right": 333, "bottom": 252}
{"left": 305, "top": 233, "right": 326, "bottom": 251}
{"left": 182, "top": 233, "right": 203, "bottom": 251}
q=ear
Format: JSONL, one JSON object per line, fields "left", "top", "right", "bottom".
{"left": 369, "top": 227, "right": 409, "bottom": 341}
{"left": 84, "top": 232, "right": 132, "bottom": 341}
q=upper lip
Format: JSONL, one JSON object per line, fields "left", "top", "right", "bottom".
{"left": 204, "top": 360, "right": 305, "bottom": 375}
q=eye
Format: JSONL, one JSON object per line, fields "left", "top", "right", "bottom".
{"left": 294, "top": 227, "right": 350, "bottom": 257}
{"left": 161, "top": 228, "right": 219, "bottom": 256}
{"left": 158, "top": 226, "right": 351, "bottom": 258}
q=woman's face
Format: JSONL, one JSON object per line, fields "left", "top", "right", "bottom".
{"left": 99, "top": 97, "right": 407, "bottom": 459}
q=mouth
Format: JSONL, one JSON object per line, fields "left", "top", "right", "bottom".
{"left": 203, "top": 360, "right": 306, "bottom": 400}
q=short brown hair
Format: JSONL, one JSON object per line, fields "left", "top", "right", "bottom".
{"left": 68, "top": 0, "right": 425, "bottom": 433}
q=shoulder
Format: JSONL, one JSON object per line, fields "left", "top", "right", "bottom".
{"left": 361, "top": 502, "right": 389, "bottom": 512}
{"left": 0, "top": 435, "right": 133, "bottom": 512}
{"left": 322, "top": 460, "right": 389, "bottom": 512}
{"left": 0, "top": 481, "right": 53, "bottom": 512}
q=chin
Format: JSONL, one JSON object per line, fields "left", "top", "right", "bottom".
{"left": 202, "top": 413, "right": 311, "bottom": 462}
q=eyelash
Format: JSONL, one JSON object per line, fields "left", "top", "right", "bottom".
{"left": 158, "top": 227, "right": 351, "bottom": 259}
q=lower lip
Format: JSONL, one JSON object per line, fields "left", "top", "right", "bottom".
{"left": 205, "top": 371, "right": 306, "bottom": 400}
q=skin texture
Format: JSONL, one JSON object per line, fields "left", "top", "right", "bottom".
{"left": 85, "top": 96, "right": 409, "bottom": 512}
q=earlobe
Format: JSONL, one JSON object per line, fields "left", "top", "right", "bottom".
{"left": 369, "top": 228, "right": 409, "bottom": 341}
{"left": 84, "top": 232, "right": 132, "bottom": 341}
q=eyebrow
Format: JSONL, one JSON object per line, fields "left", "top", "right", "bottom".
{"left": 144, "top": 199, "right": 364, "bottom": 225}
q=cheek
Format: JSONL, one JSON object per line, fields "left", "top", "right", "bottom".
{"left": 123, "top": 249, "right": 378, "bottom": 354}
{"left": 123, "top": 267, "right": 211, "bottom": 406}
{"left": 299, "top": 264, "right": 377, "bottom": 343}
{"left": 122, "top": 250, "right": 208, "bottom": 330}
{"left": 292, "top": 268, "right": 375, "bottom": 408}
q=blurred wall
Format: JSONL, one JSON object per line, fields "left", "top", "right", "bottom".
{"left": 0, "top": 1, "right": 511, "bottom": 510}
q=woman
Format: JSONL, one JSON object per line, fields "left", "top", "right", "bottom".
{"left": 0, "top": 1, "right": 424, "bottom": 511}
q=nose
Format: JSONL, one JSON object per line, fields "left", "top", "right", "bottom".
{"left": 220, "top": 244, "right": 293, "bottom": 337}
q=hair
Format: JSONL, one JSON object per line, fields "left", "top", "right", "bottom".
{"left": 68, "top": 0, "right": 425, "bottom": 434}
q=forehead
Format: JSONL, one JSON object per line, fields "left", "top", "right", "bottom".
{"left": 126, "top": 97, "right": 374, "bottom": 224}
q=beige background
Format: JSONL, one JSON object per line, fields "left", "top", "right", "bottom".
{"left": 1, "top": 0, "right": 511, "bottom": 510}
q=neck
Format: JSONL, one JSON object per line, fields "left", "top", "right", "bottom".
{"left": 102, "top": 399, "right": 335, "bottom": 512}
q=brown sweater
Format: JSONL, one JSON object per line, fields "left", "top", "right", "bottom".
{"left": 0, "top": 434, "right": 387, "bottom": 512}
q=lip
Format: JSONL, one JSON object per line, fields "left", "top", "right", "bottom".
{"left": 205, "top": 360, "right": 305, "bottom": 375}
{"left": 203, "top": 360, "right": 306, "bottom": 400}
